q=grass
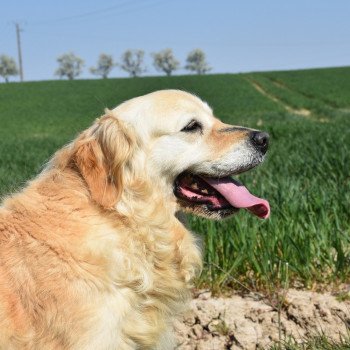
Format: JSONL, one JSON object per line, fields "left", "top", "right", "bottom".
{"left": 264, "top": 67, "right": 350, "bottom": 109}
{"left": 0, "top": 69, "right": 349, "bottom": 294}
{"left": 268, "top": 334, "right": 350, "bottom": 350}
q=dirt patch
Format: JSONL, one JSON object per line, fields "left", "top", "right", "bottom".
{"left": 175, "top": 289, "right": 350, "bottom": 349}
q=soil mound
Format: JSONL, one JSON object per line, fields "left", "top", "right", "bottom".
{"left": 175, "top": 289, "right": 350, "bottom": 349}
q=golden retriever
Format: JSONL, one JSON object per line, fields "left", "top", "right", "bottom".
{"left": 0, "top": 90, "right": 269, "bottom": 349}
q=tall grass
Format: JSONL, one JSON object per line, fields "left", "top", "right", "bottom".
{"left": 194, "top": 114, "right": 350, "bottom": 292}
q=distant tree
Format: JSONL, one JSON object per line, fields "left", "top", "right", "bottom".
{"left": 55, "top": 52, "right": 84, "bottom": 80}
{"left": 120, "top": 49, "right": 146, "bottom": 77}
{"left": 0, "top": 55, "right": 19, "bottom": 83}
{"left": 152, "top": 48, "right": 180, "bottom": 76}
{"left": 90, "top": 54, "right": 115, "bottom": 79}
{"left": 185, "top": 49, "right": 211, "bottom": 75}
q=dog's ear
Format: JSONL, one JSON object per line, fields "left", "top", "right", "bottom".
{"left": 73, "top": 115, "right": 135, "bottom": 209}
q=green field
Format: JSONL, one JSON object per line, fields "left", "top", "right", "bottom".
{"left": 0, "top": 67, "right": 349, "bottom": 293}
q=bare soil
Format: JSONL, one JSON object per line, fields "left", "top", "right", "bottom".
{"left": 175, "top": 289, "right": 350, "bottom": 349}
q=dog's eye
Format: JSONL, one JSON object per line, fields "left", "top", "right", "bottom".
{"left": 181, "top": 120, "right": 202, "bottom": 133}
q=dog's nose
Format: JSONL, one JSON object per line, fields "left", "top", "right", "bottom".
{"left": 250, "top": 131, "right": 269, "bottom": 154}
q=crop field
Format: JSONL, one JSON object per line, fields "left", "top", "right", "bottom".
{"left": 0, "top": 67, "right": 349, "bottom": 294}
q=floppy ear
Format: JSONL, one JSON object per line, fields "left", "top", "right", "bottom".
{"left": 73, "top": 115, "right": 135, "bottom": 209}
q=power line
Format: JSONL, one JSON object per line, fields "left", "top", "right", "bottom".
{"left": 30, "top": 0, "right": 164, "bottom": 25}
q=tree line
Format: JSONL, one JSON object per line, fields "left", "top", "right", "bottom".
{"left": 0, "top": 48, "right": 211, "bottom": 82}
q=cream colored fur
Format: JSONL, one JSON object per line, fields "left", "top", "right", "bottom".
{"left": 0, "top": 90, "right": 256, "bottom": 349}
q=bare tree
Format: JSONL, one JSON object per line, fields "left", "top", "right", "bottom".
{"left": 185, "top": 49, "right": 211, "bottom": 75}
{"left": 0, "top": 55, "right": 19, "bottom": 83}
{"left": 120, "top": 50, "right": 146, "bottom": 77}
{"left": 152, "top": 49, "right": 179, "bottom": 76}
{"left": 55, "top": 52, "right": 84, "bottom": 80}
{"left": 90, "top": 54, "right": 115, "bottom": 79}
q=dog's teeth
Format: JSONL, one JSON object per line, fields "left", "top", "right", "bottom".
{"left": 192, "top": 182, "right": 199, "bottom": 190}
{"left": 201, "top": 189, "right": 209, "bottom": 194}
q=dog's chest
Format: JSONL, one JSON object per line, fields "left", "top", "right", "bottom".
{"left": 80, "top": 221, "right": 201, "bottom": 349}
{"left": 79, "top": 288, "right": 177, "bottom": 350}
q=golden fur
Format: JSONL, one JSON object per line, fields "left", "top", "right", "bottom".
{"left": 0, "top": 90, "right": 258, "bottom": 349}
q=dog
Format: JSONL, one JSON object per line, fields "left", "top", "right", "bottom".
{"left": 0, "top": 90, "right": 269, "bottom": 349}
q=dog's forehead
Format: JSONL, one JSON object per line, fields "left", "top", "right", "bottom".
{"left": 146, "top": 90, "right": 212, "bottom": 113}
{"left": 113, "top": 90, "right": 213, "bottom": 128}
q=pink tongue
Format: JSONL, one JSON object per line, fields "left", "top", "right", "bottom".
{"left": 202, "top": 177, "right": 270, "bottom": 219}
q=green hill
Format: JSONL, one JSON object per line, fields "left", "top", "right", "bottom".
{"left": 0, "top": 68, "right": 349, "bottom": 292}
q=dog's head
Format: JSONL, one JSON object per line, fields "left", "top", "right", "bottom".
{"left": 62, "top": 90, "right": 270, "bottom": 220}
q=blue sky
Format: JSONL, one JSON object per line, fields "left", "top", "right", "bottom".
{"left": 1, "top": 0, "right": 349, "bottom": 81}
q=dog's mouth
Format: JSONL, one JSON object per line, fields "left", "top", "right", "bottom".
{"left": 174, "top": 172, "right": 270, "bottom": 219}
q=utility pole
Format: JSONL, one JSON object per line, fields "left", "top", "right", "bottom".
{"left": 15, "top": 22, "right": 24, "bottom": 82}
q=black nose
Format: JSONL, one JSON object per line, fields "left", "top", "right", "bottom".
{"left": 250, "top": 131, "right": 269, "bottom": 154}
